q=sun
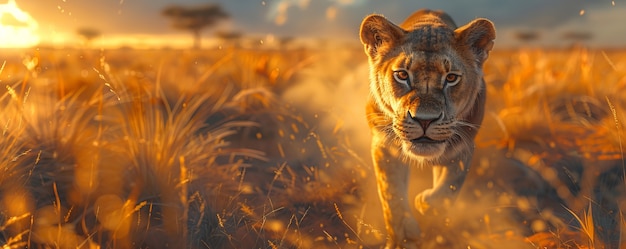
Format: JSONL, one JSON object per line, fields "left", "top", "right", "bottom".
{"left": 0, "top": 0, "right": 39, "bottom": 48}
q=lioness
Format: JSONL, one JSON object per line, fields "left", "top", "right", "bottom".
{"left": 359, "top": 9, "right": 495, "bottom": 248}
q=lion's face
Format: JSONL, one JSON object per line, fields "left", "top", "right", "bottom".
{"left": 361, "top": 14, "right": 495, "bottom": 160}
{"left": 384, "top": 49, "right": 477, "bottom": 159}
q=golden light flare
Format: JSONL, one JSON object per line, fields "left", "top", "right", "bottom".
{"left": 0, "top": 0, "right": 39, "bottom": 48}
{"left": 274, "top": 2, "right": 289, "bottom": 25}
{"left": 326, "top": 6, "right": 337, "bottom": 20}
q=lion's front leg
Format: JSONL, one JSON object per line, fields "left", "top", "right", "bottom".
{"left": 415, "top": 151, "right": 472, "bottom": 215}
{"left": 372, "top": 138, "right": 421, "bottom": 249}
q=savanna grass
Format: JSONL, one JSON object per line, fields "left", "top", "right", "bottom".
{"left": 0, "top": 45, "right": 625, "bottom": 249}
{"left": 0, "top": 48, "right": 366, "bottom": 248}
{"left": 475, "top": 48, "right": 626, "bottom": 248}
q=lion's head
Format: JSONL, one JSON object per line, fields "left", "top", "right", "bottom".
{"left": 360, "top": 10, "right": 495, "bottom": 161}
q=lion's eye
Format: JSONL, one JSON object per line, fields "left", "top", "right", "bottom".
{"left": 393, "top": 70, "right": 410, "bottom": 84}
{"left": 444, "top": 72, "right": 461, "bottom": 86}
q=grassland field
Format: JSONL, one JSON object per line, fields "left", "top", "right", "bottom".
{"left": 0, "top": 45, "right": 625, "bottom": 249}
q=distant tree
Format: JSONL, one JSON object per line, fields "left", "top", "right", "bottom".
{"left": 77, "top": 27, "right": 101, "bottom": 46}
{"left": 278, "top": 36, "right": 295, "bottom": 49}
{"left": 562, "top": 31, "right": 593, "bottom": 47}
{"left": 514, "top": 30, "right": 540, "bottom": 44}
{"left": 215, "top": 30, "right": 242, "bottom": 40}
{"left": 215, "top": 31, "right": 243, "bottom": 47}
{"left": 162, "top": 4, "right": 229, "bottom": 49}
{"left": 215, "top": 30, "right": 242, "bottom": 48}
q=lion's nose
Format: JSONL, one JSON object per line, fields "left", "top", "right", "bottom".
{"left": 407, "top": 111, "right": 443, "bottom": 130}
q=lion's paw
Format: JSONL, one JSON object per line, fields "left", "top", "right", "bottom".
{"left": 415, "top": 190, "right": 433, "bottom": 214}
{"left": 415, "top": 189, "right": 452, "bottom": 215}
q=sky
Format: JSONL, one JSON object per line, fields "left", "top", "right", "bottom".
{"left": 1, "top": 0, "right": 624, "bottom": 48}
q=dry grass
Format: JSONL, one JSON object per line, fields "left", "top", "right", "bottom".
{"left": 0, "top": 45, "right": 624, "bottom": 249}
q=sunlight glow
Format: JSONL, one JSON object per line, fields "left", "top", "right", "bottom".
{"left": 0, "top": 0, "right": 39, "bottom": 48}
{"left": 268, "top": 0, "right": 363, "bottom": 25}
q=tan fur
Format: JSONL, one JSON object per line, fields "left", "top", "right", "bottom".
{"left": 359, "top": 9, "right": 495, "bottom": 248}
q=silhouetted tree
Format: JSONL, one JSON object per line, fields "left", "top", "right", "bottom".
{"left": 562, "top": 31, "right": 593, "bottom": 41}
{"left": 215, "top": 30, "right": 242, "bottom": 48}
{"left": 562, "top": 31, "right": 593, "bottom": 47}
{"left": 278, "top": 36, "right": 295, "bottom": 49}
{"left": 162, "top": 4, "right": 229, "bottom": 49}
{"left": 514, "top": 30, "right": 540, "bottom": 44}
{"left": 77, "top": 27, "right": 101, "bottom": 46}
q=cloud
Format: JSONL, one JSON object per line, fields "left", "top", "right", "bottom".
{"left": 265, "top": 0, "right": 310, "bottom": 25}
{"left": 16, "top": 0, "right": 626, "bottom": 47}
{"left": 266, "top": 0, "right": 363, "bottom": 25}
{"left": 332, "top": 0, "right": 365, "bottom": 6}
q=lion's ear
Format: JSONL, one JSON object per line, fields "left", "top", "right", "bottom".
{"left": 455, "top": 18, "right": 496, "bottom": 65}
{"left": 359, "top": 14, "right": 405, "bottom": 59}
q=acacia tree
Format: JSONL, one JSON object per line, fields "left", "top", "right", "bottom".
{"left": 162, "top": 4, "right": 229, "bottom": 49}
{"left": 514, "top": 30, "right": 540, "bottom": 44}
{"left": 215, "top": 30, "right": 242, "bottom": 48}
{"left": 562, "top": 31, "right": 593, "bottom": 47}
{"left": 278, "top": 36, "right": 295, "bottom": 49}
{"left": 77, "top": 27, "right": 101, "bottom": 47}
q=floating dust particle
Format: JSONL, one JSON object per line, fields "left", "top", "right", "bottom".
{"left": 2, "top": 191, "right": 31, "bottom": 218}
{"left": 579, "top": 9, "right": 585, "bottom": 15}
{"left": 557, "top": 185, "right": 571, "bottom": 199}
{"left": 291, "top": 123, "right": 299, "bottom": 133}
{"left": 476, "top": 157, "right": 489, "bottom": 176}
{"left": 527, "top": 155, "right": 541, "bottom": 166}
{"left": 531, "top": 220, "right": 547, "bottom": 232}
{"left": 461, "top": 230, "right": 471, "bottom": 238}
{"left": 483, "top": 214, "right": 493, "bottom": 238}
{"left": 256, "top": 132, "right": 262, "bottom": 139}
{"left": 266, "top": 219, "right": 284, "bottom": 232}
{"left": 517, "top": 198, "right": 531, "bottom": 210}
{"left": 435, "top": 235, "right": 445, "bottom": 244}
{"left": 541, "top": 168, "right": 558, "bottom": 182}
